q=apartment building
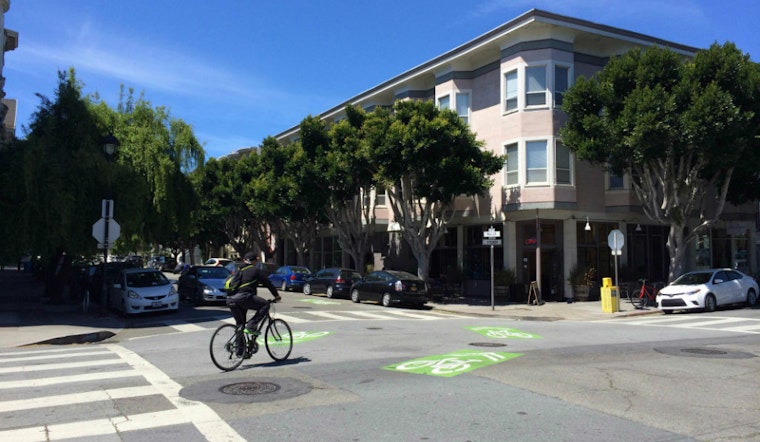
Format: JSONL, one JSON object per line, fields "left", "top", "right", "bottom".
{"left": 275, "top": 9, "right": 757, "bottom": 300}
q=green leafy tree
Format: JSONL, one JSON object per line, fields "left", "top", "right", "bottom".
{"left": 560, "top": 43, "right": 760, "bottom": 280}
{"left": 17, "top": 69, "right": 114, "bottom": 260}
{"left": 252, "top": 136, "right": 327, "bottom": 265}
{"left": 320, "top": 105, "right": 382, "bottom": 273}
{"left": 114, "top": 88, "right": 204, "bottom": 257}
{"left": 368, "top": 100, "right": 504, "bottom": 281}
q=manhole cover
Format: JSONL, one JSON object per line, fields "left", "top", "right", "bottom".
{"left": 681, "top": 348, "right": 727, "bottom": 356}
{"left": 219, "top": 382, "right": 280, "bottom": 396}
{"left": 654, "top": 347, "right": 756, "bottom": 359}
{"left": 469, "top": 342, "right": 507, "bottom": 347}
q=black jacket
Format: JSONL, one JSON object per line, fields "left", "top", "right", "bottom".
{"left": 228, "top": 263, "right": 278, "bottom": 297}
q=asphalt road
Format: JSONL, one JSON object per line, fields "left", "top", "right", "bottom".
{"left": 2, "top": 289, "right": 759, "bottom": 441}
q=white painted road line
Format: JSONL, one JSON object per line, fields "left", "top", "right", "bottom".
{"left": 0, "top": 385, "right": 158, "bottom": 412}
{"left": 0, "top": 349, "right": 111, "bottom": 364}
{"left": 383, "top": 310, "right": 441, "bottom": 320}
{"left": 670, "top": 317, "right": 749, "bottom": 328}
{"left": 106, "top": 344, "right": 244, "bottom": 442}
{"left": 307, "top": 311, "right": 360, "bottom": 321}
{"left": 348, "top": 311, "right": 401, "bottom": 320}
{"left": 0, "top": 369, "right": 140, "bottom": 389}
{"left": 0, "top": 357, "right": 125, "bottom": 374}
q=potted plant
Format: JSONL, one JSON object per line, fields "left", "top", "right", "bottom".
{"left": 493, "top": 268, "right": 516, "bottom": 302}
{"left": 568, "top": 264, "right": 596, "bottom": 301}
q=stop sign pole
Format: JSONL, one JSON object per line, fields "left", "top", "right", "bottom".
{"left": 608, "top": 229, "right": 624, "bottom": 287}
{"left": 92, "top": 200, "right": 120, "bottom": 315}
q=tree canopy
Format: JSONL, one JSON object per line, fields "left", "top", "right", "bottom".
{"left": 560, "top": 42, "right": 760, "bottom": 280}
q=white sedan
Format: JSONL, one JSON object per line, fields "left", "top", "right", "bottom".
{"left": 656, "top": 268, "right": 758, "bottom": 314}
{"left": 109, "top": 268, "right": 179, "bottom": 315}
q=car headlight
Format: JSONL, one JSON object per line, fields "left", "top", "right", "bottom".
{"left": 203, "top": 286, "right": 219, "bottom": 295}
{"left": 127, "top": 290, "right": 141, "bottom": 300}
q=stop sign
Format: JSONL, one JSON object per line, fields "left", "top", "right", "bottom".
{"left": 92, "top": 218, "right": 120, "bottom": 244}
{"left": 608, "top": 229, "right": 624, "bottom": 251}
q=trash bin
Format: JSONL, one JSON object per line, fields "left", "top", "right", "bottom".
{"left": 601, "top": 277, "right": 619, "bottom": 313}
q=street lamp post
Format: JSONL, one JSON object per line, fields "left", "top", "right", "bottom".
{"left": 100, "top": 134, "right": 119, "bottom": 315}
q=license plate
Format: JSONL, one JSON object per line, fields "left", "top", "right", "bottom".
{"left": 411, "top": 286, "right": 417, "bottom": 291}
{"left": 151, "top": 301, "right": 162, "bottom": 308}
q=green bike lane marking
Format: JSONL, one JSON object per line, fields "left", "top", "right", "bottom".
{"left": 256, "top": 330, "right": 332, "bottom": 345}
{"left": 299, "top": 299, "right": 341, "bottom": 305}
{"left": 384, "top": 350, "right": 522, "bottom": 377}
{"left": 466, "top": 326, "right": 542, "bottom": 339}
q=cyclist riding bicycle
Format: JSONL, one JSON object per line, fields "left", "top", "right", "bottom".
{"left": 225, "top": 252, "right": 281, "bottom": 345}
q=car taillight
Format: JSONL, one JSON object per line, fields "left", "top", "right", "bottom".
{"left": 336, "top": 276, "right": 344, "bottom": 283}
{"left": 289, "top": 275, "right": 296, "bottom": 281}
{"left": 394, "top": 280, "right": 403, "bottom": 292}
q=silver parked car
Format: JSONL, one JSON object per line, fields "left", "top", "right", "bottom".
{"left": 109, "top": 268, "right": 179, "bottom": 315}
{"left": 656, "top": 268, "right": 758, "bottom": 314}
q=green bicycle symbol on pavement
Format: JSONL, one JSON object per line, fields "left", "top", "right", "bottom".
{"left": 467, "top": 326, "right": 541, "bottom": 339}
{"left": 384, "top": 350, "right": 522, "bottom": 377}
{"left": 256, "top": 330, "right": 331, "bottom": 346}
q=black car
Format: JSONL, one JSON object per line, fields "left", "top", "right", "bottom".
{"left": 303, "top": 267, "right": 362, "bottom": 298}
{"left": 350, "top": 270, "right": 429, "bottom": 308}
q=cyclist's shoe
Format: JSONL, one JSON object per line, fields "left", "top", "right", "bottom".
{"left": 243, "top": 328, "right": 260, "bottom": 337}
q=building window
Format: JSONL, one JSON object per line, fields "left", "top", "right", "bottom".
{"left": 456, "top": 92, "right": 470, "bottom": 124}
{"left": 556, "top": 141, "right": 571, "bottom": 184}
{"left": 555, "top": 65, "right": 569, "bottom": 107}
{"left": 526, "top": 66, "right": 547, "bottom": 107}
{"left": 504, "top": 70, "right": 518, "bottom": 112}
{"left": 526, "top": 140, "right": 547, "bottom": 183}
{"left": 437, "top": 94, "right": 450, "bottom": 110}
{"left": 505, "top": 143, "right": 518, "bottom": 186}
{"left": 375, "top": 184, "right": 387, "bottom": 206}
{"left": 609, "top": 172, "right": 624, "bottom": 189}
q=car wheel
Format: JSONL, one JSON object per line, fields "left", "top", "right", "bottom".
{"left": 351, "top": 289, "right": 360, "bottom": 303}
{"left": 326, "top": 285, "right": 334, "bottom": 298}
{"left": 704, "top": 294, "right": 717, "bottom": 312}
{"left": 381, "top": 293, "right": 392, "bottom": 307}
{"left": 746, "top": 288, "right": 758, "bottom": 307}
{"left": 303, "top": 283, "right": 312, "bottom": 295}
{"left": 662, "top": 309, "right": 673, "bottom": 315}
{"left": 281, "top": 281, "right": 287, "bottom": 292}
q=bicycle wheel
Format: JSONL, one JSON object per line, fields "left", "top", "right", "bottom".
{"left": 635, "top": 294, "right": 649, "bottom": 309}
{"left": 264, "top": 318, "right": 293, "bottom": 361}
{"left": 209, "top": 324, "right": 245, "bottom": 371}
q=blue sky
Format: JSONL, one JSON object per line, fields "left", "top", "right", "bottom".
{"left": 4, "top": 0, "right": 759, "bottom": 159}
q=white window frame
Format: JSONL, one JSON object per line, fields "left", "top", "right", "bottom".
{"left": 437, "top": 94, "right": 451, "bottom": 111}
{"left": 504, "top": 70, "right": 518, "bottom": 113}
{"left": 555, "top": 140, "right": 572, "bottom": 185}
{"left": 525, "top": 65, "right": 548, "bottom": 108}
{"left": 525, "top": 139, "right": 548, "bottom": 184}
{"left": 554, "top": 65, "right": 571, "bottom": 108}
{"left": 505, "top": 142, "right": 519, "bottom": 187}
{"left": 455, "top": 91, "right": 471, "bottom": 124}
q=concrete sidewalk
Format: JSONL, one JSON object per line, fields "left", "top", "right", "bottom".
{"left": 0, "top": 269, "right": 659, "bottom": 348}
{"left": 0, "top": 269, "right": 123, "bottom": 348}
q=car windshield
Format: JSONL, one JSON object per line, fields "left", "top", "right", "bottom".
{"left": 291, "top": 267, "right": 311, "bottom": 275}
{"left": 672, "top": 272, "right": 712, "bottom": 285}
{"left": 126, "top": 271, "right": 170, "bottom": 288}
{"left": 197, "top": 267, "right": 230, "bottom": 279}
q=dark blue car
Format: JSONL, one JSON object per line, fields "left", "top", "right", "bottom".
{"left": 268, "top": 265, "right": 312, "bottom": 292}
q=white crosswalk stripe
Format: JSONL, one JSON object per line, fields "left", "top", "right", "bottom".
{"left": 0, "top": 344, "right": 244, "bottom": 441}
{"left": 599, "top": 315, "right": 760, "bottom": 334}
{"left": 167, "top": 309, "right": 471, "bottom": 332}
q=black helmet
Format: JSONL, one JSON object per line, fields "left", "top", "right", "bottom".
{"left": 243, "top": 252, "right": 257, "bottom": 262}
